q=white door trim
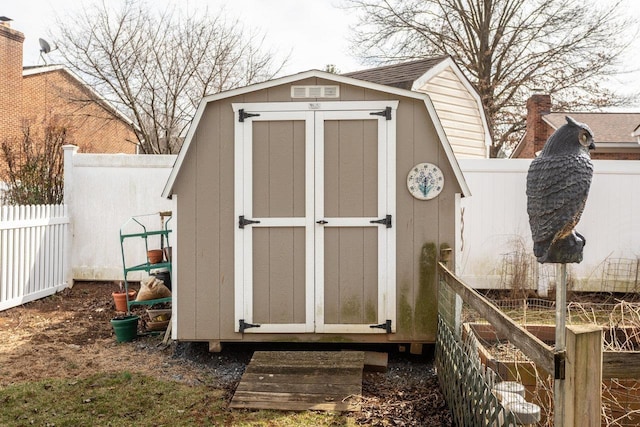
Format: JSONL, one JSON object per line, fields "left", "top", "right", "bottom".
{"left": 233, "top": 101, "right": 396, "bottom": 114}
{"left": 233, "top": 101, "right": 397, "bottom": 334}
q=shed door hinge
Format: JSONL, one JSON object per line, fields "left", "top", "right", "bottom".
{"left": 239, "top": 215, "right": 261, "bottom": 229}
{"left": 370, "top": 106, "right": 392, "bottom": 120}
{"left": 370, "top": 320, "right": 392, "bottom": 333}
{"left": 239, "top": 319, "right": 261, "bottom": 332}
{"left": 370, "top": 214, "right": 392, "bottom": 228}
{"left": 239, "top": 109, "right": 260, "bottom": 122}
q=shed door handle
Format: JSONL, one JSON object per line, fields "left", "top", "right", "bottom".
{"left": 316, "top": 220, "right": 328, "bottom": 224}
{"left": 239, "top": 215, "right": 260, "bottom": 228}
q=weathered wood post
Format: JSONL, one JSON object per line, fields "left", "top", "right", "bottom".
{"left": 554, "top": 263, "right": 567, "bottom": 425}
{"left": 561, "top": 324, "right": 602, "bottom": 426}
{"left": 438, "top": 246, "right": 461, "bottom": 337}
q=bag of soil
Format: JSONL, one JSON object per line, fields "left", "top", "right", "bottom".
{"left": 136, "top": 276, "right": 172, "bottom": 301}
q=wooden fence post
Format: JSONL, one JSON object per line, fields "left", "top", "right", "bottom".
{"left": 562, "top": 324, "right": 602, "bottom": 426}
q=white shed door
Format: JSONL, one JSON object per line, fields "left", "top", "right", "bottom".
{"left": 233, "top": 102, "right": 396, "bottom": 334}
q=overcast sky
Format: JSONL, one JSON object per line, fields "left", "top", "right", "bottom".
{"left": 3, "top": 0, "right": 640, "bottom": 108}
{"left": 3, "top": 0, "right": 363, "bottom": 74}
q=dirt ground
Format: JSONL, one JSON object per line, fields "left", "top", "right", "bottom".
{"left": 0, "top": 282, "right": 452, "bottom": 426}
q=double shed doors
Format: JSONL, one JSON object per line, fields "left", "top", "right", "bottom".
{"left": 233, "top": 101, "right": 397, "bottom": 334}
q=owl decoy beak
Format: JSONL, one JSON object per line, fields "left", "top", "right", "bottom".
{"left": 589, "top": 142, "right": 596, "bottom": 150}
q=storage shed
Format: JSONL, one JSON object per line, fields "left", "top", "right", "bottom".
{"left": 162, "top": 70, "right": 470, "bottom": 350}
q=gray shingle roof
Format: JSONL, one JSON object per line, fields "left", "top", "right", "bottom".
{"left": 343, "top": 56, "right": 450, "bottom": 90}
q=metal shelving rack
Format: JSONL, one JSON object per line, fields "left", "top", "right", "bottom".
{"left": 119, "top": 212, "right": 172, "bottom": 312}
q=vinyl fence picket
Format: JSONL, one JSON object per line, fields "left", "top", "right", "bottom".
{"left": 0, "top": 204, "right": 70, "bottom": 311}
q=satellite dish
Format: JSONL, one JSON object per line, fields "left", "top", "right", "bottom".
{"left": 38, "top": 38, "right": 58, "bottom": 65}
{"left": 39, "top": 38, "right": 52, "bottom": 54}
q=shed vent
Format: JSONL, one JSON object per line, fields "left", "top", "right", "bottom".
{"left": 291, "top": 85, "right": 340, "bottom": 98}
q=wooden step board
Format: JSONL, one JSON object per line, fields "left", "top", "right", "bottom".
{"left": 230, "top": 351, "right": 365, "bottom": 411}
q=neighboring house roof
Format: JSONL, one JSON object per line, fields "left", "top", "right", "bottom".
{"left": 544, "top": 112, "right": 640, "bottom": 148}
{"left": 344, "top": 57, "right": 492, "bottom": 158}
{"left": 634, "top": 124, "right": 640, "bottom": 139}
{"left": 23, "top": 64, "right": 134, "bottom": 127}
{"left": 163, "top": 69, "right": 471, "bottom": 199}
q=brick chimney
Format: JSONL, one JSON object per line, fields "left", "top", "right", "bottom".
{"left": 520, "top": 94, "right": 552, "bottom": 158}
{"left": 0, "top": 17, "right": 25, "bottom": 142}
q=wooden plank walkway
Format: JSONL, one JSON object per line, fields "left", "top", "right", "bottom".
{"left": 230, "top": 351, "right": 365, "bottom": 411}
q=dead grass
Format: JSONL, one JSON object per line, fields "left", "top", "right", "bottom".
{"left": 0, "top": 371, "right": 353, "bottom": 426}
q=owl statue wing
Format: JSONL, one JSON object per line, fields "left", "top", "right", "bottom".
{"left": 526, "top": 154, "right": 593, "bottom": 244}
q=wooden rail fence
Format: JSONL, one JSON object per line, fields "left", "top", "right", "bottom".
{"left": 438, "top": 262, "right": 603, "bottom": 426}
{"left": 439, "top": 262, "right": 555, "bottom": 374}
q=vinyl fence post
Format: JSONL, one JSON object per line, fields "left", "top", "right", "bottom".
{"left": 63, "top": 145, "right": 78, "bottom": 288}
{"left": 562, "top": 324, "right": 602, "bottom": 426}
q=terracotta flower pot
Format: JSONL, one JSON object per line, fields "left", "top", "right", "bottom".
{"left": 147, "top": 249, "right": 163, "bottom": 264}
{"left": 112, "top": 290, "right": 137, "bottom": 312}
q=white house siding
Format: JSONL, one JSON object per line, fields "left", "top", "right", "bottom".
{"left": 457, "top": 159, "right": 640, "bottom": 293}
{"left": 418, "top": 67, "right": 488, "bottom": 158}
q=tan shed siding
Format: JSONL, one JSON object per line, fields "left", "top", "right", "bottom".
{"left": 174, "top": 130, "right": 198, "bottom": 339}
{"left": 323, "top": 119, "right": 378, "bottom": 217}
{"left": 252, "top": 120, "right": 306, "bottom": 218}
{"left": 217, "top": 98, "right": 237, "bottom": 340}
{"left": 407, "top": 98, "right": 443, "bottom": 341}
{"left": 194, "top": 102, "right": 222, "bottom": 340}
{"left": 253, "top": 228, "right": 306, "bottom": 324}
{"left": 394, "top": 96, "right": 458, "bottom": 341}
{"left": 420, "top": 66, "right": 487, "bottom": 158}
{"left": 324, "top": 228, "right": 378, "bottom": 324}
{"left": 394, "top": 98, "right": 418, "bottom": 341}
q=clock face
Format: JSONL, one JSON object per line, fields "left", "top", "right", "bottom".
{"left": 406, "top": 163, "right": 444, "bottom": 200}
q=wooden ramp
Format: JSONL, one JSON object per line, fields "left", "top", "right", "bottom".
{"left": 230, "top": 351, "right": 365, "bottom": 411}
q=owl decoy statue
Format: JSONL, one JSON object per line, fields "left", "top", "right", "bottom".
{"left": 526, "top": 116, "right": 595, "bottom": 264}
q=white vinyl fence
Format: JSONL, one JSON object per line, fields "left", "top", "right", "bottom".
{"left": 1, "top": 152, "right": 637, "bottom": 311}
{"left": 63, "top": 145, "right": 175, "bottom": 282}
{"left": 0, "top": 204, "right": 69, "bottom": 311}
{"left": 0, "top": 145, "right": 175, "bottom": 312}
{"left": 457, "top": 159, "right": 640, "bottom": 293}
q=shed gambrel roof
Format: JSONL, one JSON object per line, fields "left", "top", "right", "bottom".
{"left": 344, "top": 57, "right": 492, "bottom": 158}
{"left": 343, "top": 56, "right": 451, "bottom": 90}
{"left": 162, "top": 69, "right": 471, "bottom": 199}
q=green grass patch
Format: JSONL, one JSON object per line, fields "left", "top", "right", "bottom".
{"left": 0, "top": 372, "right": 353, "bottom": 426}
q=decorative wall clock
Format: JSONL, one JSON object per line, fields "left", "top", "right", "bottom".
{"left": 406, "top": 163, "right": 444, "bottom": 200}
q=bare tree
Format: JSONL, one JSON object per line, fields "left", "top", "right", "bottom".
{"left": 1, "top": 120, "right": 66, "bottom": 205}
{"left": 52, "top": 1, "right": 286, "bottom": 154}
{"left": 346, "top": 0, "right": 638, "bottom": 155}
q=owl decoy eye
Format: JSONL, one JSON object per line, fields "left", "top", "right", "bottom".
{"left": 579, "top": 131, "right": 590, "bottom": 146}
